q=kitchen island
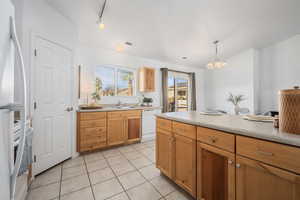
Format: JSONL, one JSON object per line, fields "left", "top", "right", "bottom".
{"left": 155, "top": 111, "right": 300, "bottom": 200}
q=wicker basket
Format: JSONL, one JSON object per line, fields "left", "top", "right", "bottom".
{"left": 279, "top": 86, "right": 300, "bottom": 134}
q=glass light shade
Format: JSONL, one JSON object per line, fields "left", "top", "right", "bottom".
{"left": 99, "top": 23, "right": 105, "bottom": 30}
{"left": 206, "top": 59, "right": 226, "bottom": 69}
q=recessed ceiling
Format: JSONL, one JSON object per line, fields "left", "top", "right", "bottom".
{"left": 46, "top": 0, "right": 300, "bottom": 68}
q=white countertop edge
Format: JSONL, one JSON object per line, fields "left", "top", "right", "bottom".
{"left": 77, "top": 106, "right": 162, "bottom": 112}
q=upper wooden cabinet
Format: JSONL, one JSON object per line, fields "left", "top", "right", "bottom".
{"left": 139, "top": 67, "right": 155, "bottom": 92}
{"left": 236, "top": 155, "right": 300, "bottom": 200}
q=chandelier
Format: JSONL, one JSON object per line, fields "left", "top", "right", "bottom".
{"left": 207, "top": 40, "right": 227, "bottom": 69}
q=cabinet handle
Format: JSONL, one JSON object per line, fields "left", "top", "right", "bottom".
{"left": 257, "top": 150, "right": 274, "bottom": 157}
{"left": 236, "top": 163, "right": 241, "bottom": 168}
{"left": 209, "top": 136, "right": 218, "bottom": 143}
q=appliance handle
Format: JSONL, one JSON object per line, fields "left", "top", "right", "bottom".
{"left": 9, "top": 16, "right": 28, "bottom": 200}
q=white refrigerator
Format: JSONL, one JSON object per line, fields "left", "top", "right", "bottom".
{"left": 0, "top": 0, "right": 28, "bottom": 200}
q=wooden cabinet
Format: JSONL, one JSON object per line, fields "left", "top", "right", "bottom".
{"left": 156, "top": 117, "right": 300, "bottom": 200}
{"left": 77, "top": 112, "right": 107, "bottom": 152}
{"left": 107, "top": 110, "right": 142, "bottom": 146}
{"left": 156, "top": 119, "right": 197, "bottom": 196}
{"left": 197, "top": 143, "right": 235, "bottom": 200}
{"left": 139, "top": 67, "right": 155, "bottom": 92}
{"left": 174, "top": 134, "right": 196, "bottom": 197}
{"left": 236, "top": 155, "right": 300, "bottom": 200}
{"left": 107, "top": 115, "right": 127, "bottom": 146}
{"left": 77, "top": 110, "right": 141, "bottom": 152}
{"left": 156, "top": 128, "right": 173, "bottom": 178}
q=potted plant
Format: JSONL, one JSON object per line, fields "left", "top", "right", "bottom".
{"left": 227, "top": 93, "right": 245, "bottom": 115}
{"left": 90, "top": 77, "right": 102, "bottom": 106}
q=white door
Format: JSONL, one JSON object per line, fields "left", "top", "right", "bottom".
{"left": 33, "top": 37, "right": 72, "bottom": 175}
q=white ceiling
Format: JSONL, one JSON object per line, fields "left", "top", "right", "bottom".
{"left": 46, "top": 0, "right": 300, "bottom": 68}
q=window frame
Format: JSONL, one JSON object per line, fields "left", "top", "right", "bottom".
{"left": 94, "top": 65, "right": 137, "bottom": 97}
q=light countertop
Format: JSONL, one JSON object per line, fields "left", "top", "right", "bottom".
{"left": 156, "top": 111, "right": 300, "bottom": 148}
{"left": 77, "top": 106, "right": 162, "bottom": 113}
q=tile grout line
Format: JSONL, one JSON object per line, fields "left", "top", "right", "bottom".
{"left": 105, "top": 149, "right": 133, "bottom": 200}
{"left": 83, "top": 156, "right": 97, "bottom": 200}
{"left": 117, "top": 144, "right": 166, "bottom": 199}
{"left": 128, "top": 142, "right": 178, "bottom": 198}
{"left": 58, "top": 165, "right": 63, "bottom": 200}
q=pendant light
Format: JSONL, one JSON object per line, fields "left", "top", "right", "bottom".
{"left": 98, "top": 0, "right": 107, "bottom": 30}
{"left": 207, "top": 40, "right": 227, "bottom": 69}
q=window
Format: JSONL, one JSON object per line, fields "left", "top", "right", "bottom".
{"left": 167, "top": 72, "right": 190, "bottom": 112}
{"left": 95, "top": 66, "right": 115, "bottom": 96}
{"left": 117, "top": 69, "right": 134, "bottom": 96}
{"left": 95, "top": 66, "right": 135, "bottom": 96}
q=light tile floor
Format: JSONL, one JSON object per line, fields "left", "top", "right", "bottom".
{"left": 28, "top": 140, "right": 194, "bottom": 200}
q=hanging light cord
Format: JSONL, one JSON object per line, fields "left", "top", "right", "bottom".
{"left": 99, "top": 0, "right": 107, "bottom": 20}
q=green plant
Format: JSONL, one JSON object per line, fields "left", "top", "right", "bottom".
{"left": 227, "top": 93, "right": 245, "bottom": 106}
{"left": 91, "top": 78, "right": 102, "bottom": 102}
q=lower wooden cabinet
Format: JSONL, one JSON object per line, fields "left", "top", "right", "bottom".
{"left": 127, "top": 115, "right": 141, "bottom": 143}
{"left": 197, "top": 143, "right": 235, "bottom": 200}
{"left": 174, "top": 134, "right": 196, "bottom": 197}
{"left": 156, "top": 128, "right": 173, "bottom": 178}
{"left": 77, "top": 110, "right": 141, "bottom": 153}
{"left": 236, "top": 155, "right": 300, "bottom": 200}
{"left": 107, "top": 116, "right": 127, "bottom": 146}
{"left": 156, "top": 117, "right": 300, "bottom": 200}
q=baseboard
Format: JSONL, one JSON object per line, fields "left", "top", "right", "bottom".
{"left": 142, "top": 134, "right": 156, "bottom": 142}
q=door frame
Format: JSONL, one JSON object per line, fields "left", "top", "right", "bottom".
{"left": 30, "top": 32, "right": 76, "bottom": 175}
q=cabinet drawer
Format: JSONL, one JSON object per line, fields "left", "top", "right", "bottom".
{"left": 123, "top": 110, "right": 142, "bottom": 117}
{"left": 81, "top": 134, "right": 107, "bottom": 144}
{"left": 107, "top": 111, "right": 124, "bottom": 119}
{"left": 236, "top": 136, "right": 300, "bottom": 174}
{"left": 197, "top": 127, "right": 235, "bottom": 153}
{"left": 80, "top": 119, "right": 106, "bottom": 128}
{"left": 79, "top": 112, "right": 106, "bottom": 120}
{"left": 173, "top": 121, "right": 196, "bottom": 139}
{"left": 157, "top": 118, "right": 172, "bottom": 131}
{"left": 80, "top": 127, "right": 106, "bottom": 136}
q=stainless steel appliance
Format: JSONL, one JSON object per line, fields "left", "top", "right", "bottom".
{"left": 0, "top": 0, "right": 29, "bottom": 199}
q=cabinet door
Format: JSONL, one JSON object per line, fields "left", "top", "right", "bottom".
{"left": 236, "top": 155, "right": 300, "bottom": 200}
{"left": 107, "top": 117, "right": 126, "bottom": 146}
{"left": 127, "top": 115, "right": 141, "bottom": 142}
{"left": 156, "top": 129, "right": 173, "bottom": 178}
{"left": 197, "top": 143, "right": 235, "bottom": 200}
{"left": 174, "top": 134, "right": 197, "bottom": 197}
{"left": 146, "top": 68, "right": 155, "bottom": 91}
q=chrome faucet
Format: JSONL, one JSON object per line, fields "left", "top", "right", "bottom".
{"left": 116, "top": 100, "right": 122, "bottom": 107}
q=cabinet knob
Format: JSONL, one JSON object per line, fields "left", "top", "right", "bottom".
{"left": 236, "top": 163, "right": 241, "bottom": 168}
{"left": 228, "top": 160, "right": 233, "bottom": 165}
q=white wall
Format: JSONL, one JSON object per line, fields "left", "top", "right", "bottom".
{"left": 76, "top": 45, "right": 205, "bottom": 110}
{"left": 204, "top": 49, "right": 258, "bottom": 114}
{"left": 204, "top": 34, "right": 300, "bottom": 114}
{"left": 258, "top": 34, "right": 300, "bottom": 112}
{"left": 14, "top": 0, "right": 77, "bottom": 114}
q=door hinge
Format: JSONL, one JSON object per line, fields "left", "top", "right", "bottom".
{"left": 34, "top": 155, "right": 37, "bottom": 163}
{"left": 34, "top": 102, "right": 37, "bottom": 110}
{"left": 34, "top": 49, "right": 37, "bottom": 56}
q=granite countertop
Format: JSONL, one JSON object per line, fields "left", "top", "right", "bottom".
{"left": 77, "top": 106, "right": 162, "bottom": 112}
{"left": 156, "top": 111, "right": 300, "bottom": 148}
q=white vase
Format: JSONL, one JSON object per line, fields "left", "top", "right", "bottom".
{"left": 234, "top": 105, "right": 240, "bottom": 115}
